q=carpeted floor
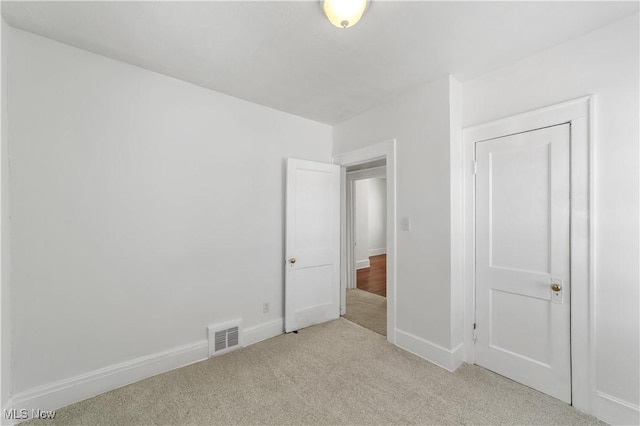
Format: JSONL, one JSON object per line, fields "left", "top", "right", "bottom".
{"left": 343, "top": 288, "right": 386, "bottom": 336}
{"left": 26, "top": 319, "right": 602, "bottom": 425}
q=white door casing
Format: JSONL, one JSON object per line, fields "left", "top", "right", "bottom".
{"left": 333, "top": 140, "right": 397, "bottom": 343}
{"left": 285, "top": 158, "right": 341, "bottom": 333}
{"left": 475, "top": 124, "right": 571, "bottom": 403}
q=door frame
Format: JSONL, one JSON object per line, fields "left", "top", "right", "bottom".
{"left": 334, "top": 139, "right": 397, "bottom": 344}
{"left": 462, "top": 96, "right": 594, "bottom": 414}
{"left": 346, "top": 166, "right": 386, "bottom": 290}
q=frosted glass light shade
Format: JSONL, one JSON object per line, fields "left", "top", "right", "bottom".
{"left": 323, "top": 0, "right": 367, "bottom": 29}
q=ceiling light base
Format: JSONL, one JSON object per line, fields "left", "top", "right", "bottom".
{"left": 323, "top": 0, "right": 367, "bottom": 29}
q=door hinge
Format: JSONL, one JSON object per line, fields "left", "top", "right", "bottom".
{"left": 473, "top": 161, "right": 478, "bottom": 175}
{"left": 473, "top": 323, "right": 477, "bottom": 342}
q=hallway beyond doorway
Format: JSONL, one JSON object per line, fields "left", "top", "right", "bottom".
{"left": 345, "top": 254, "right": 387, "bottom": 336}
{"left": 357, "top": 254, "right": 386, "bottom": 297}
{"left": 344, "top": 290, "right": 386, "bottom": 336}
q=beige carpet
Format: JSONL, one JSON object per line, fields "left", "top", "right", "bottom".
{"left": 26, "top": 319, "right": 601, "bottom": 425}
{"left": 343, "top": 288, "right": 386, "bottom": 336}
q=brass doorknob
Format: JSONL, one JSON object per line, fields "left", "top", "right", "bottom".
{"left": 551, "top": 283, "right": 562, "bottom": 292}
{"left": 289, "top": 257, "right": 296, "bottom": 264}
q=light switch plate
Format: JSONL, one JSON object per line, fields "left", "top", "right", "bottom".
{"left": 401, "top": 217, "right": 411, "bottom": 231}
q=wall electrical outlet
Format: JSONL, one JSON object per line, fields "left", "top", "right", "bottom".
{"left": 263, "top": 302, "right": 270, "bottom": 313}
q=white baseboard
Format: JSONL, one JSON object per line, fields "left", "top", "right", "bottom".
{"left": 11, "top": 340, "right": 208, "bottom": 422}
{"left": 10, "top": 319, "right": 285, "bottom": 423}
{"left": 595, "top": 391, "right": 640, "bottom": 425}
{"left": 369, "top": 248, "right": 386, "bottom": 256}
{"left": 356, "top": 259, "right": 370, "bottom": 270}
{"left": 450, "top": 342, "right": 465, "bottom": 371}
{"left": 396, "top": 329, "right": 464, "bottom": 372}
{"left": 243, "top": 318, "right": 283, "bottom": 346}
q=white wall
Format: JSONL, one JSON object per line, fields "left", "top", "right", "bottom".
{"left": 367, "top": 178, "right": 386, "bottom": 255}
{"left": 0, "top": 18, "right": 11, "bottom": 421}
{"left": 354, "top": 178, "right": 387, "bottom": 269}
{"left": 334, "top": 76, "right": 456, "bottom": 362}
{"left": 7, "top": 26, "right": 332, "bottom": 401}
{"left": 354, "top": 179, "right": 370, "bottom": 269}
{"left": 463, "top": 14, "right": 639, "bottom": 423}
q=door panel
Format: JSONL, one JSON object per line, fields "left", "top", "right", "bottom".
{"left": 475, "top": 124, "right": 571, "bottom": 403}
{"left": 285, "top": 158, "right": 340, "bottom": 333}
{"left": 490, "top": 289, "right": 551, "bottom": 366}
{"left": 489, "top": 142, "right": 551, "bottom": 273}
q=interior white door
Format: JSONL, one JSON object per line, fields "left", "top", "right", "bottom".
{"left": 285, "top": 158, "right": 341, "bottom": 333}
{"left": 475, "top": 124, "right": 571, "bottom": 403}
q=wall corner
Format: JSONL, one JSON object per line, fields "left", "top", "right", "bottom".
{"left": 449, "top": 75, "right": 465, "bottom": 353}
{"left": 0, "top": 17, "right": 13, "bottom": 423}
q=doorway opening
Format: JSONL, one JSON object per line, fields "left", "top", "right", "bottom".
{"left": 333, "top": 139, "right": 397, "bottom": 344}
{"left": 344, "top": 165, "right": 387, "bottom": 336}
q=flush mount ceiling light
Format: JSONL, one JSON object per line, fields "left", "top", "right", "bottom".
{"left": 323, "top": 0, "right": 368, "bottom": 29}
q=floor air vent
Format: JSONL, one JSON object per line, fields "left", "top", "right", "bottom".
{"left": 208, "top": 320, "right": 242, "bottom": 357}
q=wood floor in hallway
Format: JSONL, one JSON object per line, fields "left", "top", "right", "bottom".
{"left": 357, "top": 254, "right": 386, "bottom": 297}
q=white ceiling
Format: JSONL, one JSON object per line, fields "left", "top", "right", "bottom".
{"left": 2, "top": 1, "right": 638, "bottom": 124}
